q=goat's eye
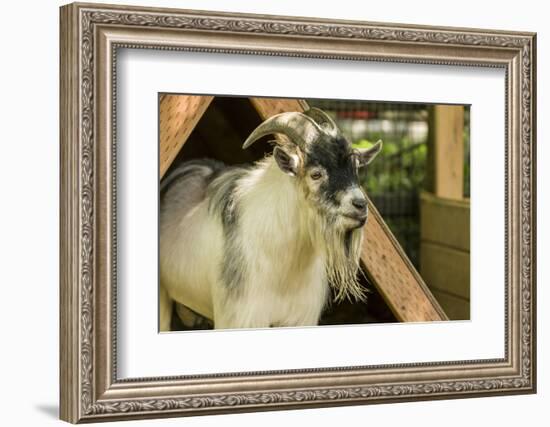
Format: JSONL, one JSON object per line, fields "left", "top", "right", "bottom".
{"left": 310, "top": 171, "right": 323, "bottom": 180}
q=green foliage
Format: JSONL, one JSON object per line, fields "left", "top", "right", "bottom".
{"left": 353, "top": 137, "right": 428, "bottom": 195}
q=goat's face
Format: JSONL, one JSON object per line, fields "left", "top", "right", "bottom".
{"left": 243, "top": 108, "right": 382, "bottom": 231}
{"left": 300, "top": 134, "right": 376, "bottom": 230}
{"left": 273, "top": 130, "right": 381, "bottom": 231}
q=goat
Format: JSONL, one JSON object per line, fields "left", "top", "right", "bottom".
{"left": 159, "top": 108, "right": 382, "bottom": 330}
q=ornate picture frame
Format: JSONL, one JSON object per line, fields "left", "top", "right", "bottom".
{"left": 60, "top": 2, "right": 536, "bottom": 423}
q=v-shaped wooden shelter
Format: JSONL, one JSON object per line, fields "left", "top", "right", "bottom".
{"left": 159, "top": 94, "right": 448, "bottom": 323}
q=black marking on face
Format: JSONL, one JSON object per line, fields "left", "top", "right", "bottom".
{"left": 305, "top": 136, "right": 359, "bottom": 204}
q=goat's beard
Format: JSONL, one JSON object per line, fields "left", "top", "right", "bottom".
{"left": 310, "top": 214, "right": 367, "bottom": 303}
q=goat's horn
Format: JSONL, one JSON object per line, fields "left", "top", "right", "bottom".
{"left": 304, "top": 107, "right": 338, "bottom": 135}
{"left": 242, "top": 111, "right": 322, "bottom": 150}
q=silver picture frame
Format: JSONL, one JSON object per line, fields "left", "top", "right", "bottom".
{"left": 60, "top": 2, "right": 536, "bottom": 423}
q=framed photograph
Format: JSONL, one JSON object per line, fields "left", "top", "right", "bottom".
{"left": 60, "top": 2, "right": 536, "bottom": 423}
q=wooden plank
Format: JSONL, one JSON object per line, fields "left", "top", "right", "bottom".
{"left": 251, "top": 97, "right": 448, "bottom": 322}
{"left": 362, "top": 203, "right": 448, "bottom": 322}
{"left": 250, "top": 97, "right": 308, "bottom": 117}
{"left": 430, "top": 289, "right": 470, "bottom": 321}
{"left": 420, "top": 191, "right": 470, "bottom": 252}
{"left": 159, "top": 95, "right": 213, "bottom": 178}
{"left": 420, "top": 242, "right": 470, "bottom": 300}
{"left": 427, "top": 105, "right": 465, "bottom": 199}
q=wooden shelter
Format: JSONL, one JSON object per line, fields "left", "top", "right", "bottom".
{"left": 159, "top": 94, "right": 448, "bottom": 323}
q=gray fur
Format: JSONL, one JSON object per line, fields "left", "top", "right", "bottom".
{"left": 160, "top": 158, "right": 225, "bottom": 195}
{"left": 220, "top": 237, "right": 246, "bottom": 292}
{"left": 207, "top": 167, "right": 251, "bottom": 292}
{"left": 207, "top": 166, "right": 249, "bottom": 229}
{"left": 162, "top": 161, "right": 250, "bottom": 294}
{"left": 160, "top": 159, "right": 226, "bottom": 236}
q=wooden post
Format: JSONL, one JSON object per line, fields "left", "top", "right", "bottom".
{"left": 159, "top": 94, "right": 213, "bottom": 178}
{"left": 250, "top": 97, "right": 448, "bottom": 322}
{"left": 427, "top": 105, "right": 465, "bottom": 199}
{"left": 422, "top": 105, "right": 469, "bottom": 319}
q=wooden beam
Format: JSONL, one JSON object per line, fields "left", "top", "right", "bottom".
{"left": 250, "top": 97, "right": 309, "bottom": 117}
{"left": 428, "top": 105, "right": 465, "bottom": 199}
{"left": 159, "top": 94, "right": 213, "bottom": 178}
{"left": 250, "top": 97, "right": 448, "bottom": 322}
{"left": 362, "top": 203, "right": 448, "bottom": 322}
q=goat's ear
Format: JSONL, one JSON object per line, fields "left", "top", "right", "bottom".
{"left": 273, "top": 146, "right": 301, "bottom": 177}
{"left": 356, "top": 140, "right": 383, "bottom": 168}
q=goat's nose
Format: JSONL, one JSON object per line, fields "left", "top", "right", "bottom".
{"left": 352, "top": 197, "right": 367, "bottom": 212}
